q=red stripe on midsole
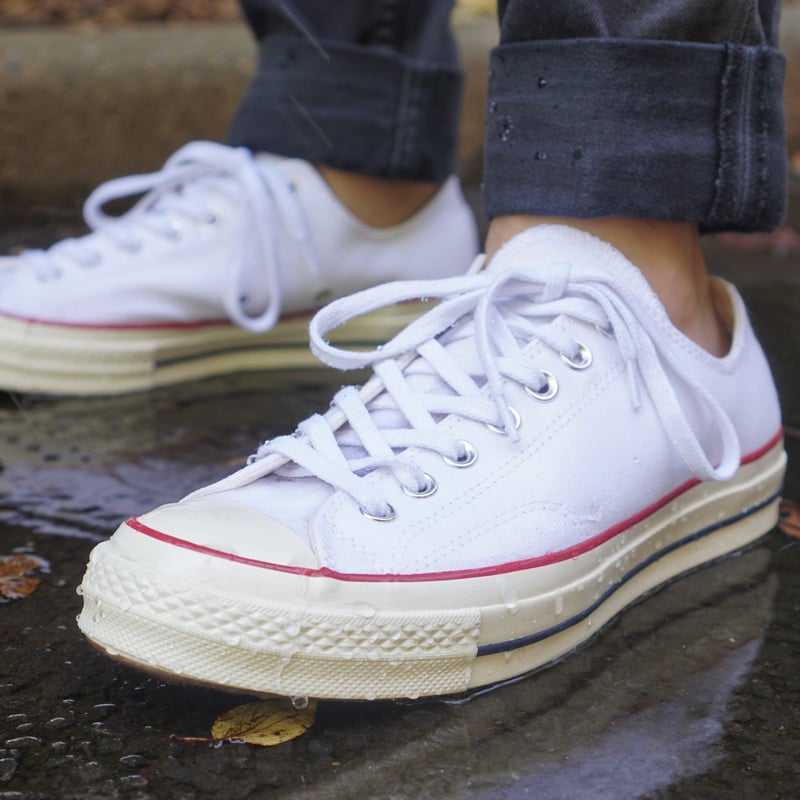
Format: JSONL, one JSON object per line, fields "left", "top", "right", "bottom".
{"left": 1, "top": 308, "right": 314, "bottom": 332}
{"left": 126, "top": 431, "right": 784, "bottom": 584}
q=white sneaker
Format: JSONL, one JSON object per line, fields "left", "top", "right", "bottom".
{"left": 77, "top": 225, "right": 786, "bottom": 700}
{"left": 0, "top": 141, "right": 478, "bottom": 395}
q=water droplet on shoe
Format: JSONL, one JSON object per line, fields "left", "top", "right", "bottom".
{"left": 350, "top": 602, "right": 377, "bottom": 619}
{"left": 497, "top": 578, "right": 519, "bottom": 614}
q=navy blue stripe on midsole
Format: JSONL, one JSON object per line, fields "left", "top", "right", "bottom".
{"left": 476, "top": 490, "right": 781, "bottom": 658}
{"left": 155, "top": 339, "right": 376, "bottom": 368}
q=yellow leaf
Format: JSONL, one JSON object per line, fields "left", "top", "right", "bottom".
{"left": 0, "top": 554, "right": 49, "bottom": 602}
{"left": 210, "top": 699, "right": 317, "bottom": 746}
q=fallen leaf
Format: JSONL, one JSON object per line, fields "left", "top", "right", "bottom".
{"left": 211, "top": 699, "right": 317, "bottom": 746}
{"left": 0, "top": 554, "right": 49, "bottom": 602}
{"left": 778, "top": 500, "right": 800, "bottom": 539}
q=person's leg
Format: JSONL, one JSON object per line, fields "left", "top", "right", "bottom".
{"left": 484, "top": 0, "right": 786, "bottom": 356}
{"left": 0, "top": 0, "right": 478, "bottom": 395}
{"left": 229, "top": 0, "right": 462, "bottom": 223}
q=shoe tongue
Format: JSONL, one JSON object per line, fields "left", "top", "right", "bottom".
{"left": 486, "top": 223, "right": 635, "bottom": 281}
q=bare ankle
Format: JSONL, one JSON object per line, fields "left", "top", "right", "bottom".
{"left": 316, "top": 165, "right": 441, "bottom": 228}
{"left": 485, "top": 215, "right": 732, "bottom": 357}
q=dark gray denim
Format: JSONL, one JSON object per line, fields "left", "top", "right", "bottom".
{"left": 228, "top": 1, "right": 786, "bottom": 233}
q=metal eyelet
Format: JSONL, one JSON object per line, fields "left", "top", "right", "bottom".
{"left": 443, "top": 440, "right": 478, "bottom": 468}
{"left": 314, "top": 289, "right": 333, "bottom": 306}
{"left": 79, "top": 252, "right": 103, "bottom": 268}
{"left": 402, "top": 473, "right": 437, "bottom": 498}
{"left": 360, "top": 503, "right": 396, "bottom": 522}
{"left": 560, "top": 341, "right": 592, "bottom": 370}
{"left": 486, "top": 406, "right": 521, "bottom": 436}
{"left": 38, "top": 267, "right": 62, "bottom": 283}
{"left": 595, "top": 323, "right": 613, "bottom": 339}
{"left": 525, "top": 371, "right": 559, "bottom": 401}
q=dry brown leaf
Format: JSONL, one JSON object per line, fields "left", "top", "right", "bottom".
{"left": 778, "top": 500, "right": 800, "bottom": 539}
{"left": 0, "top": 554, "right": 49, "bottom": 602}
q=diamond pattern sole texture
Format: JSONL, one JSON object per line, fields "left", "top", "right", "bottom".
{"left": 77, "top": 442, "right": 785, "bottom": 700}
{"left": 0, "top": 302, "right": 425, "bottom": 395}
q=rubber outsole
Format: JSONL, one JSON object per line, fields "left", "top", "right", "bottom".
{"left": 77, "top": 442, "right": 786, "bottom": 700}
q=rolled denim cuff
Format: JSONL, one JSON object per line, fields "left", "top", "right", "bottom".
{"left": 228, "top": 33, "right": 462, "bottom": 181}
{"left": 483, "top": 38, "right": 786, "bottom": 233}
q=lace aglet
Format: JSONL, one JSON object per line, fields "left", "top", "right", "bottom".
{"left": 626, "top": 361, "right": 642, "bottom": 409}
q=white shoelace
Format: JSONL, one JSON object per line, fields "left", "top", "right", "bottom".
{"left": 234, "top": 261, "right": 740, "bottom": 519}
{"left": 21, "top": 142, "right": 321, "bottom": 332}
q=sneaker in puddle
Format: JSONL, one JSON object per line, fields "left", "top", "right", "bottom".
{"left": 77, "top": 225, "right": 785, "bottom": 700}
{"left": 0, "top": 141, "right": 477, "bottom": 395}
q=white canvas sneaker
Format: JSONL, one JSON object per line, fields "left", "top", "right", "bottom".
{"left": 77, "top": 225, "right": 786, "bottom": 701}
{"left": 0, "top": 141, "right": 478, "bottom": 395}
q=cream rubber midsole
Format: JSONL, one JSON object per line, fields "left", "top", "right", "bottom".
{"left": 77, "top": 442, "right": 786, "bottom": 700}
{"left": 0, "top": 302, "right": 424, "bottom": 395}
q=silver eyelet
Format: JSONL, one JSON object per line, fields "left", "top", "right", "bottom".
{"left": 486, "top": 406, "right": 521, "bottom": 436}
{"left": 525, "top": 371, "right": 559, "bottom": 401}
{"left": 39, "top": 267, "right": 62, "bottom": 283}
{"left": 560, "top": 341, "right": 592, "bottom": 370}
{"left": 402, "top": 473, "right": 437, "bottom": 498}
{"left": 443, "top": 440, "right": 478, "bottom": 468}
{"left": 79, "top": 252, "right": 103, "bottom": 268}
{"left": 360, "top": 503, "right": 396, "bottom": 522}
{"left": 314, "top": 289, "right": 333, "bottom": 306}
{"left": 595, "top": 323, "right": 613, "bottom": 339}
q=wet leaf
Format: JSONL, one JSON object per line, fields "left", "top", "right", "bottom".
{"left": 210, "top": 699, "right": 317, "bottom": 746}
{"left": 778, "top": 500, "right": 800, "bottom": 539}
{"left": 0, "top": 554, "right": 49, "bottom": 602}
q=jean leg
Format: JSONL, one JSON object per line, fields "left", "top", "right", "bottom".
{"left": 484, "top": 0, "right": 787, "bottom": 233}
{"left": 228, "top": 0, "right": 462, "bottom": 181}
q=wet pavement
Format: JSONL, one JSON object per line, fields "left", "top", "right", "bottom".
{"left": 0, "top": 6, "right": 800, "bottom": 780}
{"left": 2, "top": 190, "right": 800, "bottom": 799}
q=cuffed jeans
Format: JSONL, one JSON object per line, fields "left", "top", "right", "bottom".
{"left": 228, "top": 1, "right": 786, "bottom": 233}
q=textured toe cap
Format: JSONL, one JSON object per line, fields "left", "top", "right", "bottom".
{"left": 111, "top": 496, "right": 320, "bottom": 574}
